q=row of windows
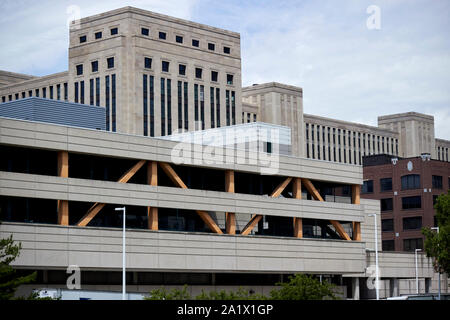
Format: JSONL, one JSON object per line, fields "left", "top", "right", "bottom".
{"left": 79, "top": 27, "right": 118, "bottom": 44}
{"left": 436, "top": 146, "right": 449, "bottom": 162}
{"left": 363, "top": 175, "right": 444, "bottom": 194}
{"left": 242, "top": 112, "right": 257, "bottom": 124}
{"left": 76, "top": 58, "right": 114, "bottom": 76}
{"left": 143, "top": 58, "right": 234, "bottom": 85}
{"left": 305, "top": 123, "right": 399, "bottom": 164}
{"left": 139, "top": 27, "right": 231, "bottom": 55}
{"left": 381, "top": 216, "right": 422, "bottom": 232}
{"left": 73, "top": 75, "right": 116, "bottom": 132}
{"left": 382, "top": 238, "right": 423, "bottom": 252}
{"left": 142, "top": 74, "right": 236, "bottom": 137}
{"left": 1, "top": 83, "right": 68, "bottom": 103}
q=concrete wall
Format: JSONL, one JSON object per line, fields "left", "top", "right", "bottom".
{"left": 0, "top": 222, "right": 366, "bottom": 274}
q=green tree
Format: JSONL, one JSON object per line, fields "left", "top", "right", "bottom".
{"left": 422, "top": 190, "right": 450, "bottom": 275}
{"left": 0, "top": 234, "right": 37, "bottom": 300}
{"left": 145, "top": 284, "right": 192, "bottom": 300}
{"left": 195, "top": 287, "right": 267, "bottom": 300}
{"left": 269, "top": 274, "right": 338, "bottom": 300}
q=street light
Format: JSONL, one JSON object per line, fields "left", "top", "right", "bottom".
{"left": 415, "top": 249, "right": 422, "bottom": 294}
{"left": 431, "top": 227, "right": 440, "bottom": 300}
{"left": 115, "top": 206, "right": 126, "bottom": 300}
{"left": 368, "top": 213, "right": 379, "bottom": 300}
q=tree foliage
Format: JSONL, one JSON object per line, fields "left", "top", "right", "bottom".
{"left": 269, "top": 274, "right": 338, "bottom": 300}
{"left": 0, "top": 234, "right": 37, "bottom": 300}
{"left": 195, "top": 287, "right": 266, "bottom": 300}
{"left": 422, "top": 190, "right": 450, "bottom": 275}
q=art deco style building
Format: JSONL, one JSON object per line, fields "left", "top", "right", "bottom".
{"left": 0, "top": 7, "right": 448, "bottom": 299}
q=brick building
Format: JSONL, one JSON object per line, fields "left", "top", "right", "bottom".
{"left": 362, "top": 154, "right": 450, "bottom": 252}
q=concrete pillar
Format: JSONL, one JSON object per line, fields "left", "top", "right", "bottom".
{"left": 352, "top": 277, "right": 360, "bottom": 300}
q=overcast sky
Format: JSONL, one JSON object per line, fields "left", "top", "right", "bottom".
{"left": 1, "top": 0, "right": 449, "bottom": 139}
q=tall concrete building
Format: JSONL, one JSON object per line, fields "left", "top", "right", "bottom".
{"left": 0, "top": 7, "right": 449, "bottom": 299}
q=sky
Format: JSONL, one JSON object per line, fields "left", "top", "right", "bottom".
{"left": 0, "top": 0, "right": 449, "bottom": 139}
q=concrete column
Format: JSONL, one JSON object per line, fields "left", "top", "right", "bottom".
{"left": 352, "top": 277, "right": 360, "bottom": 300}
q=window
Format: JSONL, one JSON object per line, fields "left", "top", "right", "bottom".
{"left": 159, "top": 31, "right": 166, "bottom": 40}
{"left": 110, "top": 28, "right": 118, "bottom": 35}
{"left": 382, "top": 240, "right": 395, "bottom": 251}
{"left": 91, "top": 61, "right": 98, "bottom": 73}
{"left": 79, "top": 35, "right": 87, "bottom": 43}
{"left": 28, "top": 90, "right": 32, "bottom": 97}
{"left": 403, "top": 217, "right": 422, "bottom": 230}
{"left": 76, "top": 64, "right": 83, "bottom": 76}
{"left": 381, "top": 198, "right": 393, "bottom": 212}
{"left": 223, "top": 46, "right": 231, "bottom": 54}
{"left": 176, "top": 35, "right": 183, "bottom": 43}
{"left": 211, "top": 71, "right": 218, "bottom": 82}
{"left": 195, "top": 68, "right": 202, "bottom": 79}
{"left": 49, "top": 86, "right": 53, "bottom": 99}
{"left": 15, "top": 93, "right": 19, "bottom": 100}
{"left": 402, "top": 196, "right": 421, "bottom": 210}
{"left": 1, "top": 96, "right": 5, "bottom": 103}
{"left": 8, "top": 94, "right": 12, "bottom": 101}
{"left": 362, "top": 180, "right": 373, "bottom": 194}
{"left": 95, "top": 31, "right": 102, "bottom": 39}
{"left": 144, "top": 57, "right": 152, "bottom": 69}
{"left": 401, "top": 174, "right": 420, "bottom": 190}
{"left": 382, "top": 219, "right": 394, "bottom": 232}
{"left": 162, "top": 61, "right": 170, "bottom": 72}
{"left": 192, "top": 39, "right": 199, "bottom": 47}
{"left": 141, "top": 28, "right": 149, "bottom": 36}
{"left": 208, "top": 43, "right": 215, "bottom": 51}
{"left": 380, "top": 178, "right": 392, "bottom": 192}
{"left": 90, "top": 79, "right": 94, "bottom": 105}
{"left": 226, "top": 74, "right": 234, "bottom": 85}
{"left": 42, "top": 88, "right": 46, "bottom": 99}
{"left": 178, "top": 64, "right": 186, "bottom": 76}
{"left": 432, "top": 175, "right": 443, "bottom": 189}
{"left": 403, "top": 238, "right": 423, "bottom": 252}
{"left": 95, "top": 77, "right": 100, "bottom": 106}
{"left": 64, "top": 83, "right": 68, "bottom": 101}
{"left": 107, "top": 57, "right": 114, "bottom": 69}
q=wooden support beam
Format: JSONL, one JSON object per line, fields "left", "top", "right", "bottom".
{"left": 241, "top": 215, "right": 263, "bottom": 236}
{"left": 159, "top": 162, "right": 223, "bottom": 234}
{"left": 302, "top": 178, "right": 324, "bottom": 201}
{"left": 57, "top": 151, "right": 69, "bottom": 226}
{"left": 293, "top": 177, "right": 302, "bottom": 238}
{"left": 225, "top": 170, "right": 236, "bottom": 235}
{"left": 352, "top": 185, "right": 361, "bottom": 204}
{"left": 353, "top": 222, "right": 361, "bottom": 241}
{"left": 330, "top": 220, "right": 351, "bottom": 241}
{"left": 147, "top": 161, "right": 158, "bottom": 230}
{"left": 303, "top": 178, "right": 351, "bottom": 241}
{"left": 76, "top": 160, "right": 146, "bottom": 227}
{"left": 241, "top": 177, "right": 292, "bottom": 236}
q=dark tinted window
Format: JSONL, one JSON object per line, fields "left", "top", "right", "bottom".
{"left": 403, "top": 216, "right": 422, "bottom": 230}
{"left": 381, "top": 198, "right": 393, "bottom": 211}
{"left": 403, "top": 238, "right": 423, "bottom": 252}
{"left": 91, "top": 61, "right": 98, "bottom": 73}
{"left": 179, "top": 64, "right": 186, "bottom": 76}
{"left": 95, "top": 32, "right": 102, "bottom": 39}
{"left": 107, "top": 57, "right": 114, "bottom": 69}
{"left": 208, "top": 43, "right": 215, "bottom": 51}
{"left": 176, "top": 35, "right": 183, "bottom": 43}
{"left": 380, "top": 178, "right": 392, "bottom": 192}
{"left": 76, "top": 64, "right": 83, "bottom": 75}
{"left": 144, "top": 57, "right": 152, "bottom": 69}
{"left": 195, "top": 68, "right": 202, "bottom": 79}
{"left": 110, "top": 28, "right": 118, "bottom": 35}
{"left": 141, "top": 28, "right": 149, "bottom": 36}
{"left": 402, "top": 196, "right": 421, "bottom": 210}
{"left": 432, "top": 175, "right": 442, "bottom": 189}
{"left": 362, "top": 180, "right": 374, "bottom": 193}
{"left": 223, "top": 46, "right": 231, "bottom": 54}
{"left": 382, "top": 219, "right": 394, "bottom": 232}
{"left": 382, "top": 240, "right": 395, "bottom": 251}
{"left": 227, "top": 74, "right": 234, "bottom": 85}
{"left": 162, "top": 61, "right": 170, "bottom": 72}
{"left": 192, "top": 39, "right": 199, "bottom": 47}
{"left": 401, "top": 174, "right": 420, "bottom": 190}
{"left": 79, "top": 35, "right": 87, "bottom": 43}
{"left": 211, "top": 71, "right": 218, "bottom": 82}
{"left": 159, "top": 32, "right": 166, "bottom": 40}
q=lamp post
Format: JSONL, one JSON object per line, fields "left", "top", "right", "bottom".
{"left": 368, "top": 213, "right": 379, "bottom": 300}
{"left": 115, "top": 207, "right": 126, "bottom": 300}
{"left": 431, "top": 227, "right": 440, "bottom": 300}
{"left": 415, "top": 249, "right": 422, "bottom": 294}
